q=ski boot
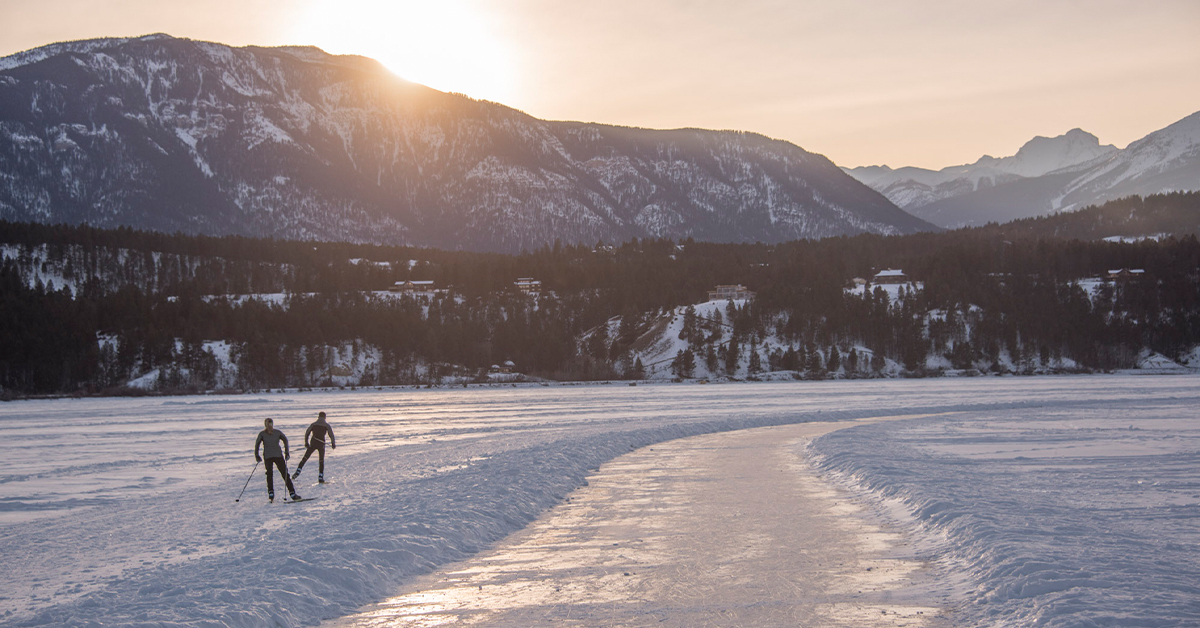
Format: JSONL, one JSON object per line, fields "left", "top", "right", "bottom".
{"left": 318, "top": 473, "right": 325, "bottom": 484}
{"left": 268, "top": 490, "right": 275, "bottom": 503}
{"left": 290, "top": 492, "right": 302, "bottom": 501}
{"left": 291, "top": 467, "right": 302, "bottom": 480}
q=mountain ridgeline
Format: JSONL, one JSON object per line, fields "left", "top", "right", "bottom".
{"left": 847, "top": 114, "right": 1200, "bottom": 229}
{"left": 0, "top": 35, "right": 931, "bottom": 253}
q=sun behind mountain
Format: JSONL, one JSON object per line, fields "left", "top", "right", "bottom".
{"left": 291, "top": 0, "right": 517, "bottom": 104}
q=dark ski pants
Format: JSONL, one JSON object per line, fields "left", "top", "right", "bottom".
{"left": 297, "top": 442, "right": 326, "bottom": 474}
{"left": 264, "top": 457, "right": 295, "bottom": 496}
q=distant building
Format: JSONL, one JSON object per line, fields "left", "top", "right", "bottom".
{"left": 872, "top": 269, "right": 908, "bottom": 284}
{"left": 1107, "top": 268, "right": 1146, "bottom": 281}
{"left": 707, "top": 284, "right": 756, "bottom": 301}
{"left": 515, "top": 278, "right": 542, "bottom": 294}
{"left": 389, "top": 280, "right": 435, "bottom": 293}
{"left": 489, "top": 360, "right": 516, "bottom": 374}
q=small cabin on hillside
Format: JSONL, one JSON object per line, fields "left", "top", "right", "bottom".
{"left": 707, "top": 284, "right": 756, "bottom": 301}
{"left": 489, "top": 360, "right": 516, "bottom": 375}
{"left": 1107, "top": 268, "right": 1146, "bottom": 281}
{"left": 872, "top": 269, "right": 908, "bottom": 284}
{"left": 389, "top": 280, "right": 435, "bottom": 293}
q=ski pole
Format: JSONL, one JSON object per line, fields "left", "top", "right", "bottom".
{"left": 235, "top": 461, "right": 260, "bottom": 502}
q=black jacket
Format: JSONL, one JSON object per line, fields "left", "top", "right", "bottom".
{"left": 305, "top": 421, "right": 335, "bottom": 448}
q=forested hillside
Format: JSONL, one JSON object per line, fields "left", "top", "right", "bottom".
{"left": 977, "top": 191, "right": 1200, "bottom": 240}
{"left": 2, "top": 202, "right": 1199, "bottom": 395}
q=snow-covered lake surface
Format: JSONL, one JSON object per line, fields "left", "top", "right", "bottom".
{"left": 811, "top": 392, "right": 1200, "bottom": 627}
{"left": 1, "top": 375, "right": 1198, "bottom": 626}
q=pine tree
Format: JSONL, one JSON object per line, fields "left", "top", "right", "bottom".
{"left": 724, "top": 337, "right": 740, "bottom": 375}
{"left": 805, "top": 342, "right": 823, "bottom": 375}
{"left": 672, "top": 349, "right": 696, "bottom": 378}
{"left": 630, "top": 357, "right": 646, "bottom": 380}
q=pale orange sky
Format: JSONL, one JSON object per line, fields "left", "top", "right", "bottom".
{"left": 2, "top": 0, "right": 1198, "bottom": 169}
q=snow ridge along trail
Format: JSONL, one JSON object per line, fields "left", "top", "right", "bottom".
{"left": 1, "top": 377, "right": 1197, "bottom": 627}
{"left": 328, "top": 419, "right": 944, "bottom": 627}
{"left": 810, "top": 395, "right": 1200, "bottom": 627}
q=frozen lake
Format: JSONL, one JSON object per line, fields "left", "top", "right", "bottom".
{"left": 1, "top": 375, "right": 1198, "bottom": 626}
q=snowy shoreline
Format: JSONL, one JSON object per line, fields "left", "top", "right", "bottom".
{"left": 7, "top": 366, "right": 1195, "bottom": 404}
{"left": 2, "top": 376, "right": 1198, "bottom": 627}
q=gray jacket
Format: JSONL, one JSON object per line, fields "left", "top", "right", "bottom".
{"left": 255, "top": 429, "right": 289, "bottom": 460}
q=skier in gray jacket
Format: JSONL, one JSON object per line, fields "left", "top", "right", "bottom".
{"left": 254, "top": 418, "right": 301, "bottom": 502}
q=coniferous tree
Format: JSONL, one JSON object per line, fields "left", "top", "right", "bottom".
{"left": 748, "top": 341, "right": 762, "bottom": 374}
{"left": 724, "top": 338, "right": 740, "bottom": 375}
{"left": 629, "top": 357, "right": 646, "bottom": 380}
{"left": 805, "top": 342, "right": 823, "bottom": 377}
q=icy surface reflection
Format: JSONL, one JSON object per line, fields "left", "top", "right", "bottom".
{"left": 330, "top": 420, "right": 945, "bottom": 628}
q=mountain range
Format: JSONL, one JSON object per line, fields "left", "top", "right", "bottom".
{"left": 0, "top": 35, "right": 931, "bottom": 253}
{"left": 846, "top": 113, "right": 1200, "bottom": 228}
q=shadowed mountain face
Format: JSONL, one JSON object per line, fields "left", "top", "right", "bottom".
{"left": 0, "top": 35, "right": 932, "bottom": 252}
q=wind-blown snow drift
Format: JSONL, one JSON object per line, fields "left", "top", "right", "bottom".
{"left": 810, "top": 396, "right": 1200, "bottom": 627}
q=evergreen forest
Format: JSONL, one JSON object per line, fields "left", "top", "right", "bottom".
{"left": 1, "top": 193, "right": 1198, "bottom": 396}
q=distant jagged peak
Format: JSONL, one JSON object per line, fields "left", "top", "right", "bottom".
{"left": 997, "top": 128, "right": 1117, "bottom": 177}
{"left": 847, "top": 127, "right": 1117, "bottom": 188}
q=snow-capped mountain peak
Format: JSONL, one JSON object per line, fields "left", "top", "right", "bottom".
{"left": 1121, "top": 110, "right": 1200, "bottom": 172}
{"left": 845, "top": 112, "right": 1200, "bottom": 228}
{"left": 842, "top": 128, "right": 1116, "bottom": 211}
{"left": 992, "top": 128, "right": 1117, "bottom": 178}
{"left": 1052, "top": 110, "right": 1200, "bottom": 211}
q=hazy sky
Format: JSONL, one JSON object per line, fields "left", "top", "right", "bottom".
{"left": 2, "top": 0, "right": 1198, "bottom": 169}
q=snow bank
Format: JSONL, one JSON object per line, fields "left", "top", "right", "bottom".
{"left": 810, "top": 389, "right": 1200, "bottom": 627}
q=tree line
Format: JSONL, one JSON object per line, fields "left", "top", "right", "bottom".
{"left": 1, "top": 192, "right": 1198, "bottom": 395}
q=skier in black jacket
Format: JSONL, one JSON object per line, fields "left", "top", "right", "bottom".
{"left": 255, "top": 418, "right": 301, "bottom": 502}
{"left": 293, "top": 411, "right": 337, "bottom": 483}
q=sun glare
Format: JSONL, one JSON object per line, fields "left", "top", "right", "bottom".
{"left": 292, "top": 0, "right": 516, "bottom": 103}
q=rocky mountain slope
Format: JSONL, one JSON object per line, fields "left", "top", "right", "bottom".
{"left": 0, "top": 35, "right": 931, "bottom": 252}
{"left": 848, "top": 115, "right": 1200, "bottom": 228}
